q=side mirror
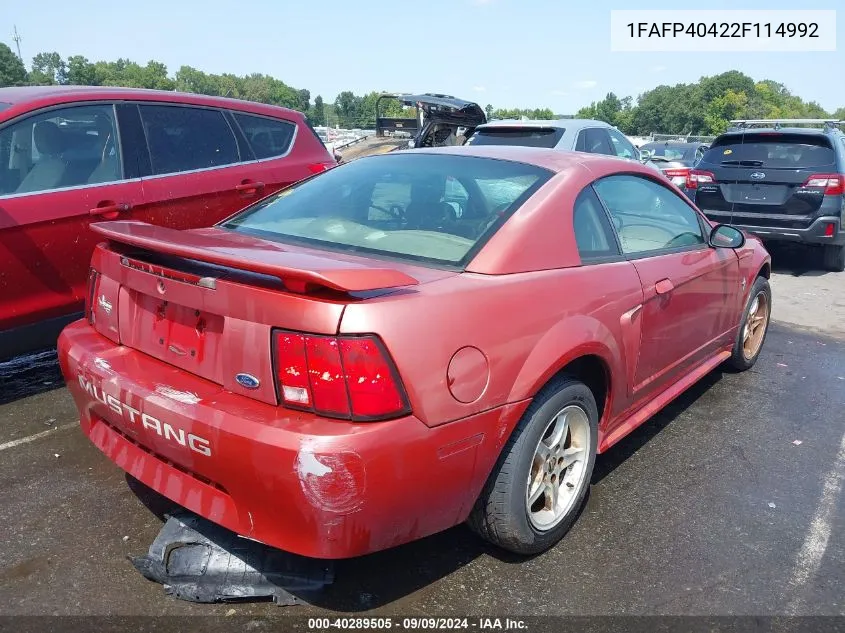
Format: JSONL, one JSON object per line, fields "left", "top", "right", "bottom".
{"left": 638, "top": 149, "right": 651, "bottom": 162}
{"left": 709, "top": 224, "right": 745, "bottom": 249}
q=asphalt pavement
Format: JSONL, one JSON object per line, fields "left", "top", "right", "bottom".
{"left": 0, "top": 246, "right": 843, "bottom": 619}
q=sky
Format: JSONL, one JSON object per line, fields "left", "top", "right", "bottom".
{"left": 4, "top": 0, "right": 844, "bottom": 114}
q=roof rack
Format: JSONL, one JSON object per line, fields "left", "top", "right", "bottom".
{"left": 728, "top": 119, "right": 843, "bottom": 131}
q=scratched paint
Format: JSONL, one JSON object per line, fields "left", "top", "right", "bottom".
{"left": 153, "top": 384, "right": 202, "bottom": 405}
{"left": 294, "top": 438, "right": 366, "bottom": 514}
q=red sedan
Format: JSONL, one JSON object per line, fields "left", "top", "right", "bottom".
{"left": 58, "top": 146, "right": 772, "bottom": 558}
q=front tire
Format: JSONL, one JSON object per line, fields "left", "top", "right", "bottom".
{"left": 822, "top": 244, "right": 845, "bottom": 273}
{"left": 468, "top": 376, "right": 598, "bottom": 555}
{"left": 727, "top": 276, "right": 771, "bottom": 371}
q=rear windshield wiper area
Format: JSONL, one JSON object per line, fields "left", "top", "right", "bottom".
{"left": 721, "top": 159, "right": 765, "bottom": 166}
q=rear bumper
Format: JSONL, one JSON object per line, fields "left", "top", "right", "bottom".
{"left": 58, "top": 321, "right": 528, "bottom": 559}
{"left": 699, "top": 212, "right": 845, "bottom": 246}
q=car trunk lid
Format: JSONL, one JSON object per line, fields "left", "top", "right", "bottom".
{"left": 398, "top": 93, "right": 486, "bottom": 127}
{"left": 87, "top": 221, "right": 429, "bottom": 406}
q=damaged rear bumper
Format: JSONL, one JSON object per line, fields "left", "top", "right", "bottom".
{"left": 59, "top": 321, "right": 528, "bottom": 559}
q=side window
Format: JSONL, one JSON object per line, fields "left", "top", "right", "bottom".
{"left": 575, "top": 130, "right": 586, "bottom": 152}
{"left": 139, "top": 105, "right": 239, "bottom": 176}
{"left": 0, "top": 104, "right": 121, "bottom": 196}
{"left": 233, "top": 112, "right": 296, "bottom": 160}
{"left": 573, "top": 187, "right": 620, "bottom": 261}
{"left": 607, "top": 128, "right": 637, "bottom": 159}
{"left": 593, "top": 174, "right": 705, "bottom": 255}
{"left": 578, "top": 128, "right": 615, "bottom": 156}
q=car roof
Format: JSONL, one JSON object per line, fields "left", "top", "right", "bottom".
{"left": 718, "top": 126, "right": 834, "bottom": 138}
{"left": 476, "top": 118, "right": 611, "bottom": 131}
{"left": 379, "top": 144, "right": 650, "bottom": 174}
{"left": 0, "top": 85, "right": 304, "bottom": 119}
{"left": 642, "top": 141, "right": 705, "bottom": 147}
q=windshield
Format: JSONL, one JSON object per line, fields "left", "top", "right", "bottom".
{"left": 223, "top": 153, "right": 552, "bottom": 267}
{"left": 466, "top": 127, "right": 564, "bottom": 149}
{"left": 702, "top": 133, "right": 835, "bottom": 168}
{"left": 640, "top": 144, "right": 696, "bottom": 161}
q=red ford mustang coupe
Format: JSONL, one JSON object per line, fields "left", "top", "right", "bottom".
{"left": 58, "top": 146, "right": 772, "bottom": 558}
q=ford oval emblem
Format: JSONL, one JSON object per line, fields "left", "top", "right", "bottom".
{"left": 235, "top": 373, "right": 260, "bottom": 389}
{"left": 750, "top": 172, "right": 766, "bottom": 180}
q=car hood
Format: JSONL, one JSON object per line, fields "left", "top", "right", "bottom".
{"left": 398, "top": 94, "right": 486, "bottom": 126}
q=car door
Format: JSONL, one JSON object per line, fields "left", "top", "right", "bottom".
{"left": 228, "top": 110, "right": 327, "bottom": 200}
{"left": 607, "top": 128, "right": 640, "bottom": 164}
{"left": 0, "top": 102, "right": 144, "bottom": 338}
{"left": 592, "top": 174, "right": 741, "bottom": 397}
{"left": 129, "top": 102, "right": 261, "bottom": 230}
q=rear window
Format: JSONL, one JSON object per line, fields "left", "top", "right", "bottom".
{"left": 222, "top": 153, "right": 552, "bottom": 267}
{"left": 641, "top": 144, "right": 696, "bottom": 161}
{"left": 466, "top": 127, "right": 564, "bottom": 149}
{"left": 702, "top": 133, "right": 835, "bottom": 168}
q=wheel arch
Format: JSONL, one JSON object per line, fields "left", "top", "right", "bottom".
{"left": 507, "top": 315, "right": 622, "bottom": 429}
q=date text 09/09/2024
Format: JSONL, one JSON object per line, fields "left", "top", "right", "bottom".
{"left": 627, "top": 22, "right": 820, "bottom": 38}
{"left": 307, "top": 618, "right": 528, "bottom": 631}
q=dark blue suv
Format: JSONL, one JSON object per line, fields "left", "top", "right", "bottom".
{"left": 688, "top": 119, "right": 845, "bottom": 271}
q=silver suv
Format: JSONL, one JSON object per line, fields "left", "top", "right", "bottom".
{"left": 466, "top": 118, "right": 661, "bottom": 171}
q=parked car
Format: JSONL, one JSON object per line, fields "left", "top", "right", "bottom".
{"left": 59, "top": 145, "right": 771, "bottom": 559}
{"left": 638, "top": 140, "right": 709, "bottom": 196}
{"left": 0, "top": 86, "right": 336, "bottom": 361}
{"left": 689, "top": 119, "right": 845, "bottom": 271}
{"left": 465, "top": 118, "right": 663, "bottom": 172}
{"left": 370, "top": 92, "right": 487, "bottom": 151}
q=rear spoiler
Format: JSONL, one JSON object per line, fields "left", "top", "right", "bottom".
{"left": 90, "top": 221, "right": 419, "bottom": 293}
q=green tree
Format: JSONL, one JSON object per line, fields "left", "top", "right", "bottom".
{"left": 594, "top": 92, "right": 622, "bottom": 124}
{"left": 29, "top": 51, "right": 67, "bottom": 85}
{"left": 704, "top": 89, "right": 750, "bottom": 135}
{"left": 310, "top": 95, "right": 326, "bottom": 126}
{"left": 297, "top": 88, "right": 310, "bottom": 113}
{"left": 833, "top": 107, "right": 845, "bottom": 120}
{"left": 334, "top": 91, "right": 361, "bottom": 128}
{"left": 0, "top": 43, "right": 27, "bottom": 86}
{"left": 66, "top": 55, "right": 96, "bottom": 85}
{"left": 485, "top": 104, "right": 493, "bottom": 120}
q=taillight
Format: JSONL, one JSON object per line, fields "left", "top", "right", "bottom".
{"left": 663, "top": 168, "right": 690, "bottom": 187}
{"left": 307, "top": 161, "right": 335, "bottom": 174}
{"left": 273, "top": 331, "right": 409, "bottom": 421}
{"left": 802, "top": 174, "right": 844, "bottom": 196}
{"left": 85, "top": 268, "right": 100, "bottom": 324}
{"left": 686, "top": 169, "right": 716, "bottom": 190}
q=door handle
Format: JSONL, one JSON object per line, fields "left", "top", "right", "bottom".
{"left": 90, "top": 202, "right": 131, "bottom": 220}
{"left": 655, "top": 278, "right": 674, "bottom": 295}
{"left": 235, "top": 180, "right": 265, "bottom": 194}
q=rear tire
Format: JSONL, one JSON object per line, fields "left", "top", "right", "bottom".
{"left": 727, "top": 276, "right": 771, "bottom": 371}
{"left": 468, "top": 376, "right": 598, "bottom": 555}
{"left": 822, "top": 244, "right": 845, "bottom": 273}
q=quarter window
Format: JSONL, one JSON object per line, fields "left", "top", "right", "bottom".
{"left": 233, "top": 112, "right": 296, "bottom": 160}
{"left": 593, "top": 175, "right": 705, "bottom": 255}
{"left": 139, "top": 105, "right": 239, "bottom": 175}
{"left": 573, "top": 187, "right": 620, "bottom": 261}
{"left": 576, "top": 128, "right": 614, "bottom": 155}
{"left": 0, "top": 104, "right": 121, "bottom": 196}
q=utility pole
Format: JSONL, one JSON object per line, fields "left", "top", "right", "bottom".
{"left": 12, "top": 25, "right": 23, "bottom": 62}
